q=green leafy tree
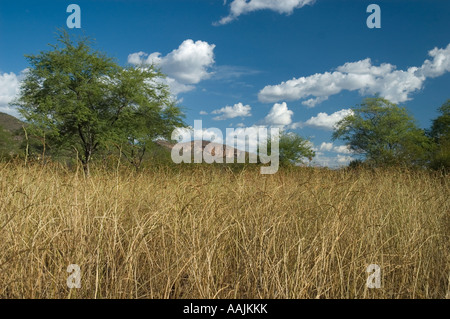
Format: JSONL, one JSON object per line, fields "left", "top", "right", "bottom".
{"left": 14, "top": 30, "right": 184, "bottom": 175}
{"left": 429, "top": 100, "right": 450, "bottom": 170}
{"left": 109, "top": 67, "right": 185, "bottom": 170}
{"left": 333, "top": 97, "right": 432, "bottom": 167}
{"left": 266, "top": 131, "right": 315, "bottom": 167}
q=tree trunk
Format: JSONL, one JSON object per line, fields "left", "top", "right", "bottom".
{"left": 83, "top": 161, "right": 90, "bottom": 178}
{"left": 82, "top": 149, "right": 92, "bottom": 178}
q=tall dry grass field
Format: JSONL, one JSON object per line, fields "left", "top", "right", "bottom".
{"left": 0, "top": 162, "right": 448, "bottom": 299}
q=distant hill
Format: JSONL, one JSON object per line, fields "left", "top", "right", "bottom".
{"left": 156, "top": 139, "right": 251, "bottom": 161}
{"left": 0, "top": 112, "right": 24, "bottom": 133}
{"left": 0, "top": 112, "right": 24, "bottom": 156}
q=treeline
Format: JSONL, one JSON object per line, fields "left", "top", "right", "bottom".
{"left": 0, "top": 30, "right": 448, "bottom": 173}
{"left": 3, "top": 96, "right": 447, "bottom": 173}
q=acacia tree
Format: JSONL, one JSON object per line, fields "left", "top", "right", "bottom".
{"left": 333, "top": 97, "right": 432, "bottom": 167}
{"left": 15, "top": 31, "right": 184, "bottom": 175}
{"left": 107, "top": 67, "right": 185, "bottom": 170}
{"left": 266, "top": 131, "right": 315, "bottom": 167}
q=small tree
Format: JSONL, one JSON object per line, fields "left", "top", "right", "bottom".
{"left": 266, "top": 131, "right": 315, "bottom": 167}
{"left": 333, "top": 97, "right": 432, "bottom": 167}
{"left": 15, "top": 30, "right": 184, "bottom": 176}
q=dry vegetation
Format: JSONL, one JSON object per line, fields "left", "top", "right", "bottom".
{"left": 0, "top": 162, "right": 448, "bottom": 299}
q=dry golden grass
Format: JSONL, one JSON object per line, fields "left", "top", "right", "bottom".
{"left": 0, "top": 162, "right": 448, "bottom": 299}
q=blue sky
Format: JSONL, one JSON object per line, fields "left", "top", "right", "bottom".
{"left": 1, "top": 0, "right": 449, "bottom": 167}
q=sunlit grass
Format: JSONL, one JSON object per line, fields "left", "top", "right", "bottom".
{"left": 0, "top": 162, "right": 448, "bottom": 298}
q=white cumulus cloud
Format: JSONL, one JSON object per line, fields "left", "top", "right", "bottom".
{"left": 264, "top": 102, "right": 294, "bottom": 126}
{"left": 337, "top": 154, "right": 353, "bottom": 165}
{"left": 312, "top": 153, "right": 352, "bottom": 167}
{"left": 212, "top": 102, "right": 252, "bottom": 120}
{"left": 128, "top": 39, "right": 216, "bottom": 95}
{"left": 215, "top": 0, "right": 316, "bottom": 25}
{"left": 319, "top": 142, "right": 352, "bottom": 154}
{"left": 304, "top": 109, "right": 353, "bottom": 130}
{"left": 418, "top": 45, "right": 450, "bottom": 78}
{"left": 319, "top": 142, "right": 333, "bottom": 152}
{"left": 0, "top": 71, "right": 25, "bottom": 118}
{"left": 298, "top": 141, "right": 354, "bottom": 167}
{"left": 333, "top": 145, "right": 352, "bottom": 154}
{"left": 259, "top": 43, "right": 450, "bottom": 106}
{"left": 163, "top": 77, "right": 195, "bottom": 95}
